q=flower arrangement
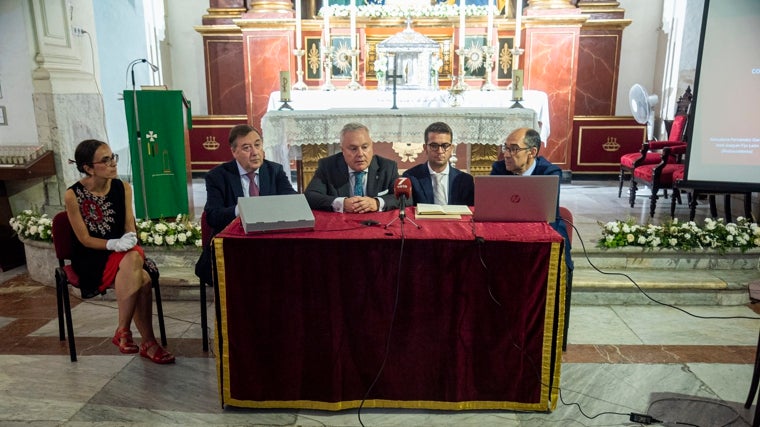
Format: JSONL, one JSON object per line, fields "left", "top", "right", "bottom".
{"left": 10, "top": 210, "right": 202, "bottom": 249}
{"left": 598, "top": 217, "right": 760, "bottom": 253}
{"left": 10, "top": 209, "right": 52, "bottom": 242}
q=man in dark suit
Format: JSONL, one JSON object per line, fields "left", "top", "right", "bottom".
{"left": 195, "top": 124, "right": 296, "bottom": 283}
{"left": 305, "top": 122, "right": 401, "bottom": 212}
{"left": 490, "top": 127, "right": 573, "bottom": 274}
{"left": 402, "top": 122, "right": 474, "bottom": 206}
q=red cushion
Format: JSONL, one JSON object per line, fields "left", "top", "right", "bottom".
{"left": 668, "top": 115, "right": 687, "bottom": 142}
{"left": 62, "top": 265, "right": 81, "bottom": 288}
{"left": 633, "top": 163, "right": 682, "bottom": 184}
{"left": 620, "top": 152, "right": 661, "bottom": 168}
{"left": 672, "top": 167, "right": 685, "bottom": 181}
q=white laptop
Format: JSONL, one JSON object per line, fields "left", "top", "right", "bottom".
{"left": 473, "top": 175, "right": 559, "bottom": 223}
{"left": 238, "top": 194, "right": 315, "bottom": 233}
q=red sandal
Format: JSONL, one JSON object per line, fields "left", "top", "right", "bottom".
{"left": 112, "top": 328, "right": 139, "bottom": 354}
{"left": 139, "top": 340, "right": 175, "bottom": 364}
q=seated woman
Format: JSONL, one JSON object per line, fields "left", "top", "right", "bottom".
{"left": 65, "top": 139, "right": 174, "bottom": 364}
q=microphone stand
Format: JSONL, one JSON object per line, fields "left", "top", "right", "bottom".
{"left": 130, "top": 61, "right": 150, "bottom": 220}
{"left": 385, "top": 195, "right": 421, "bottom": 229}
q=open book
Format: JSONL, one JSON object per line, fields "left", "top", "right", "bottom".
{"left": 416, "top": 203, "right": 473, "bottom": 216}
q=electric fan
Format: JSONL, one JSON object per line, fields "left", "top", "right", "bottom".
{"left": 629, "top": 83, "right": 659, "bottom": 140}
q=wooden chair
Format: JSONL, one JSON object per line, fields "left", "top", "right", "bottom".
{"left": 199, "top": 211, "right": 212, "bottom": 352}
{"left": 618, "top": 86, "right": 692, "bottom": 198}
{"left": 745, "top": 328, "right": 760, "bottom": 427}
{"left": 630, "top": 144, "right": 686, "bottom": 218}
{"left": 52, "top": 211, "right": 167, "bottom": 362}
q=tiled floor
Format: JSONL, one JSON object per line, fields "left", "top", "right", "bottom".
{"left": 1, "top": 177, "right": 759, "bottom": 426}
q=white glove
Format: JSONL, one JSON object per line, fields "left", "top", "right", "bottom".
{"left": 106, "top": 232, "right": 137, "bottom": 252}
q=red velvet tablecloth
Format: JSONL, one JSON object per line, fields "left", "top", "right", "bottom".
{"left": 213, "top": 210, "right": 565, "bottom": 411}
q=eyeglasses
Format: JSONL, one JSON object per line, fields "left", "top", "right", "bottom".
{"left": 92, "top": 154, "right": 119, "bottom": 166}
{"left": 501, "top": 145, "right": 532, "bottom": 155}
{"left": 427, "top": 143, "right": 452, "bottom": 152}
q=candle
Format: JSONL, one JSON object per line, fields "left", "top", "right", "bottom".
{"left": 514, "top": 0, "right": 522, "bottom": 49}
{"left": 295, "top": 0, "right": 302, "bottom": 50}
{"left": 323, "top": 0, "right": 330, "bottom": 48}
{"left": 487, "top": 0, "right": 494, "bottom": 45}
{"left": 459, "top": 0, "right": 466, "bottom": 51}
{"left": 350, "top": 0, "right": 356, "bottom": 50}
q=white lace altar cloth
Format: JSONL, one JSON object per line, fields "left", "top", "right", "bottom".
{"left": 261, "top": 107, "right": 536, "bottom": 168}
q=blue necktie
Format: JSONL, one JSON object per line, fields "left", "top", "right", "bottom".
{"left": 354, "top": 171, "right": 366, "bottom": 197}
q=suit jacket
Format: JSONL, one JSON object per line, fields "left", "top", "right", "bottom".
{"left": 305, "top": 153, "right": 401, "bottom": 211}
{"left": 402, "top": 163, "right": 475, "bottom": 206}
{"left": 195, "top": 159, "right": 296, "bottom": 283}
{"left": 490, "top": 156, "right": 573, "bottom": 269}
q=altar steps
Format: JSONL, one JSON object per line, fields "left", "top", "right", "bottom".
{"left": 571, "top": 247, "right": 759, "bottom": 306}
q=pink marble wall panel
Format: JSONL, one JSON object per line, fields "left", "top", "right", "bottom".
{"left": 575, "top": 31, "right": 621, "bottom": 116}
{"left": 244, "top": 32, "right": 292, "bottom": 130}
{"left": 524, "top": 27, "right": 579, "bottom": 169}
{"left": 205, "top": 38, "right": 246, "bottom": 115}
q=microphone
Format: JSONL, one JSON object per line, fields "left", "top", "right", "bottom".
{"left": 393, "top": 177, "right": 412, "bottom": 220}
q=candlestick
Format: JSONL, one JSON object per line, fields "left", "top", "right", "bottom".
{"left": 514, "top": 0, "right": 522, "bottom": 50}
{"left": 350, "top": 0, "right": 356, "bottom": 50}
{"left": 295, "top": 0, "right": 302, "bottom": 50}
{"left": 487, "top": 0, "right": 494, "bottom": 45}
{"left": 459, "top": 0, "right": 466, "bottom": 51}
{"left": 323, "top": 1, "right": 330, "bottom": 49}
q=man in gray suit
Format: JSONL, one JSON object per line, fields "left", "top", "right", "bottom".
{"left": 305, "top": 122, "right": 401, "bottom": 212}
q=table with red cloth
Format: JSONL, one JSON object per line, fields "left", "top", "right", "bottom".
{"left": 211, "top": 210, "right": 566, "bottom": 411}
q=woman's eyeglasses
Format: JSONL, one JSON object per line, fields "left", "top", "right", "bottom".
{"left": 92, "top": 154, "right": 119, "bottom": 166}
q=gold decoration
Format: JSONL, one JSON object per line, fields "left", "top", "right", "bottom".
{"left": 602, "top": 137, "right": 620, "bottom": 152}
{"left": 499, "top": 42, "right": 513, "bottom": 75}
{"left": 308, "top": 43, "right": 321, "bottom": 76}
{"left": 469, "top": 143, "right": 500, "bottom": 176}
{"left": 333, "top": 41, "right": 352, "bottom": 74}
{"left": 202, "top": 136, "right": 220, "bottom": 151}
{"left": 301, "top": 144, "right": 329, "bottom": 188}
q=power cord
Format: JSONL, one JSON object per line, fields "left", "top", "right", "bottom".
{"left": 564, "top": 217, "right": 760, "bottom": 321}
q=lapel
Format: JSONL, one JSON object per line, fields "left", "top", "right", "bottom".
{"left": 420, "top": 166, "right": 435, "bottom": 202}
{"left": 256, "top": 161, "right": 268, "bottom": 195}
{"left": 227, "top": 161, "right": 245, "bottom": 198}
{"left": 447, "top": 168, "right": 460, "bottom": 197}
{"left": 335, "top": 155, "right": 352, "bottom": 197}
{"left": 365, "top": 156, "right": 379, "bottom": 196}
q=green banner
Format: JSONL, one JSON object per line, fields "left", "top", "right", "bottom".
{"left": 124, "top": 90, "right": 192, "bottom": 220}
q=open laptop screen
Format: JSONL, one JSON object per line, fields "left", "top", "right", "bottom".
{"left": 473, "top": 175, "right": 559, "bottom": 222}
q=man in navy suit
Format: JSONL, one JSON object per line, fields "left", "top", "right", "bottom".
{"left": 305, "top": 122, "right": 401, "bottom": 212}
{"left": 195, "top": 124, "right": 296, "bottom": 283}
{"left": 402, "top": 122, "right": 474, "bottom": 206}
{"left": 490, "top": 127, "right": 573, "bottom": 276}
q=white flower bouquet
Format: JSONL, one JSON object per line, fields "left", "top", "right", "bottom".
{"left": 11, "top": 210, "right": 202, "bottom": 248}
{"left": 598, "top": 217, "right": 760, "bottom": 253}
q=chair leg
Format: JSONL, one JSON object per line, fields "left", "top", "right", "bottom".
{"left": 670, "top": 189, "right": 678, "bottom": 219}
{"left": 200, "top": 279, "right": 209, "bottom": 352}
{"left": 59, "top": 278, "right": 77, "bottom": 363}
{"left": 724, "top": 194, "right": 733, "bottom": 223}
{"left": 744, "top": 329, "right": 760, "bottom": 427}
{"left": 618, "top": 169, "right": 625, "bottom": 198}
{"left": 153, "top": 277, "right": 167, "bottom": 348}
{"left": 709, "top": 195, "right": 719, "bottom": 218}
{"left": 649, "top": 186, "right": 659, "bottom": 218}
{"left": 55, "top": 271, "right": 65, "bottom": 341}
{"left": 745, "top": 193, "right": 754, "bottom": 222}
{"left": 629, "top": 180, "right": 638, "bottom": 208}
{"left": 689, "top": 191, "right": 700, "bottom": 221}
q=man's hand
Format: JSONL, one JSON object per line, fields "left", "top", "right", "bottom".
{"left": 343, "top": 196, "right": 379, "bottom": 213}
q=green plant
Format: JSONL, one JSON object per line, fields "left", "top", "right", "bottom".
{"left": 11, "top": 210, "right": 202, "bottom": 248}
{"left": 598, "top": 217, "right": 760, "bottom": 253}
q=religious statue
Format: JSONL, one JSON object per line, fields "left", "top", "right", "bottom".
{"left": 374, "top": 54, "right": 388, "bottom": 90}
{"left": 430, "top": 52, "right": 443, "bottom": 90}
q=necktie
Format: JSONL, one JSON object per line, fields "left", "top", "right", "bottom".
{"left": 433, "top": 173, "right": 447, "bottom": 205}
{"left": 246, "top": 171, "right": 259, "bottom": 196}
{"left": 354, "top": 171, "right": 366, "bottom": 197}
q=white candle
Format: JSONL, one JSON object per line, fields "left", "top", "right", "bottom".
{"left": 459, "top": 0, "right": 466, "bottom": 51}
{"left": 487, "top": 0, "right": 494, "bottom": 45}
{"left": 323, "top": 1, "right": 330, "bottom": 48}
{"left": 295, "top": 0, "right": 302, "bottom": 50}
{"left": 514, "top": 0, "right": 522, "bottom": 49}
{"left": 350, "top": 0, "right": 356, "bottom": 50}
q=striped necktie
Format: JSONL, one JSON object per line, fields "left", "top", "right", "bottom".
{"left": 246, "top": 171, "right": 259, "bottom": 196}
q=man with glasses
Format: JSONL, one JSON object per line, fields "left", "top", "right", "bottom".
{"left": 305, "top": 122, "right": 401, "bottom": 213}
{"left": 196, "top": 124, "right": 296, "bottom": 284}
{"left": 491, "top": 127, "right": 573, "bottom": 293}
{"left": 402, "top": 122, "right": 474, "bottom": 206}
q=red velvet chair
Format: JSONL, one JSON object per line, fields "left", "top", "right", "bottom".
{"left": 199, "top": 211, "right": 212, "bottom": 352}
{"left": 559, "top": 206, "right": 573, "bottom": 352}
{"left": 631, "top": 144, "right": 686, "bottom": 218}
{"left": 618, "top": 86, "right": 692, "bottom": 198}
{"left": 52, "top": 211, "right": 166, "bottom": 362}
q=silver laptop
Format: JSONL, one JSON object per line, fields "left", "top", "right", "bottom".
{"left": 238, "top": 194, "right": 315, "bottom": 233}
{"left": 473, "top": 175, "right": 559, "bottom": 223}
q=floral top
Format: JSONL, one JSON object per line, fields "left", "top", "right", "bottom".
{"left": 69, "top": 179, "right": 127, "bottom": 298}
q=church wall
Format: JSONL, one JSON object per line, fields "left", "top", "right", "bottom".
{"left": 164, "top": 0, "right": 208, "bottom": 116}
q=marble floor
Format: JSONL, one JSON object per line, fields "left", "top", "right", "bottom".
{"left": 1, "top": 177, "right": 759, "bottom": 426}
